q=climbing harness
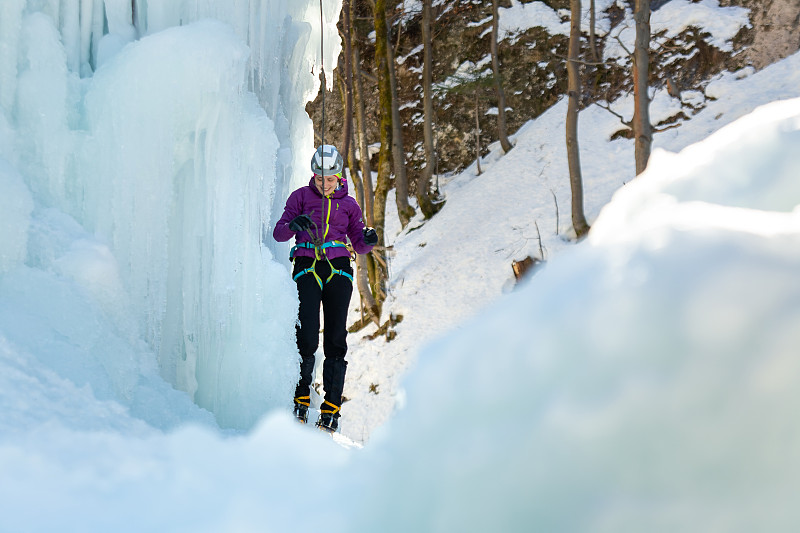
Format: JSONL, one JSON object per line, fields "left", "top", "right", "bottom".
{"left": 291, "top": 229, "right": 355, "bottom": 289}
{"left": 290, "top": 240, "right": 347, "bottom": 260}
{"left": 291, "top": 242, "right": 353, "bottom": 290}
{"left": 291, "top": 195, "right": 354, "bottom": 289}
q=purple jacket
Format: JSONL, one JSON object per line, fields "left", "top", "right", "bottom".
{"left": 273, "top": 177, "right": 373, "bottom": 259}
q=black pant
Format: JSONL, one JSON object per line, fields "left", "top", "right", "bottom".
{"left": 292, "top": 255, "right": 353, "bottom": 410}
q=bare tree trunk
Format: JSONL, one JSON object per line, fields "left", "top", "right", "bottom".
{"left": 340, "top": 0, "right": 354, "bottom": 165}
{"left": 475, "top": 91, "right": 482, "bottom": 176}
{"left": 385, "top": 18, "right": 415, "bottom": 228}
{"left": 353, "top": 46, "right": 374, "bottom": 226}
{"left": 347, "top": 130, "right": 365, "bottom": 209}
{"left": 346, "top": 129, "right": 380, "bottom": 326}
{"left": 417, "top": 0, "right": 442, "bottom": 219}
{"left": 491, "top": 0, "right": 513, "bottom": 153}
{"left": 566, "top": 0, "right": 590, "bottom": 238}
{"left": 341, "top": 3, "right": 361, "bottom": 209}
{"left": 633, "top": 0, "right": 652, "bottom": 175}
{"left": 371, "top": 0, "right": 392, "bottom": 308}
{"left": 589, "top": 0, "right": 599, "bottom": 62}
{"left": 352, "top": 12, "right": 378, "bottom": 295}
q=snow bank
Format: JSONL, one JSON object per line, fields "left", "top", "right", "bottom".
{"left": 355, "top": 97, "right": 800, "bottom": 531}
{"left": 0, "top": 415, "right": 352, "bottom": 533}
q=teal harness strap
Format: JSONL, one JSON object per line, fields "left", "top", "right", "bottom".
{"left": 291, "top": 241, "right": 352, "bottom": 289}
{"left": 293, "top": 264, "right": 324, "bottom": 290}
{"left": 327, "top": 266, "right": 353, "bottom": 283}
{"left": 290, "top": 241, "right": 347, "bottom": 261}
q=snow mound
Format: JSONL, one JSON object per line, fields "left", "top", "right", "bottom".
{"left": 355, "top": 97, "right": 800, "bottom": 531}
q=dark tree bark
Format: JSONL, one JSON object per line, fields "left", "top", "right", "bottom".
{"left": 491, "top": 0, "right": 513, "bottom": 153}
{"left": 345, "top": 126, "right": 380, "bottom": 326}
{"left": 370, "top": 0, "right": 392, "bottom": 307}
{"left": 589, "top": 0, "right": 599, "bottom": 61}
{"left": 340, "top": 0, "right": 354, "bottom": 165}
{"left": 417, "top": 0, "right": 442, "bottom": 219}
{"left": 474, "top": 91, "right": 482, "bottom": 176}
{"left": 633, "top": 0, "right": 652, "bottom": 175}
{"left": 352, "top": 40, "right": 373, "bottom": 227}
{"left": 385, "top": 15, "right": 415, "bottom": 227}
{"left": 350, "top": 4, "right": 378, "bottom": 297}
{"left": 566, "top": 0, "right": 590, "bottom": 238}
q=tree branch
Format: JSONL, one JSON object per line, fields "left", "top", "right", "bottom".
{"left": 370, "top": 249, "right": 388, "bottom": 270}
{"left": 553, "top": 53, "right": 612, "bottom": 66}
{"left": 593, "top": 101, "right": 631, "bottom": 127}
{"left": 359, "top": 69, "right": 379, "bottom": 85}
{"left": 612, "top": 33, "right": 633, "bottom": 57}
{"left": 653, "top": 122, "right": 682, "bottom": 133}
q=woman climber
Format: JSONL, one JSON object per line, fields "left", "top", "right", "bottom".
{"left": 272, "top": 144, "right": 377, "bottom": 432}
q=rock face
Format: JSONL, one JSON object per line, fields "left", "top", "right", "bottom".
{"left": 729, "top": 0, "right": 800, "bottom": 69}
{"left": 308, "top": 0, "right": 800, "bottom": 189}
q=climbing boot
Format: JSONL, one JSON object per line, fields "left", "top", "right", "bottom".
{"left": 316, "top": 400, "right": 340, "bottom": 433}
{"left": 293, "top": 396, "right": 310, "bottom": 424}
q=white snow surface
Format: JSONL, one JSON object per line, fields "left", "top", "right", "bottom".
{"left": 2, "top": 0, "right": 800, "bottom": 531}
{"left": 604, "top": 0, "right": 750, "bottom": 61}
{"left": 496, "top": 0, "right": 747, "bottom": 48}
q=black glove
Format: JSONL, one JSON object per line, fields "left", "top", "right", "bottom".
{"left": 362, "top": 227, "right": 378, "bottom": 246}
{"left": 288, "top": 214, "right": 313, "bottom": 233}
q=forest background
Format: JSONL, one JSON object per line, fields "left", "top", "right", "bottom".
{"left": 305, "top": 0, "right": 800, "bottom": 326}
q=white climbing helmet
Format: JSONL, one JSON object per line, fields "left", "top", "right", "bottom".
{"left": 311, "top": 144, "right": 344, "bottom": 175}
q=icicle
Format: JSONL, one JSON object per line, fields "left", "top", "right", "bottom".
{"left": 61, "top": 0, "right": 81, "bottom": 74}
{"left": 0, "top": 0, "right": 25, "bottom": 114}
{"left": 90, "top": 0, "right": 105, "bottom": 70}
{"left": 80, "top": 0, "right": 94, "bottom": 76}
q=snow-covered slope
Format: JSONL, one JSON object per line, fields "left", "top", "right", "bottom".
{"left": 351, "top": 92, "right": 800, "bottom": 532}
{"left": 339, "top": 49, "right": 800, "bottom": 444}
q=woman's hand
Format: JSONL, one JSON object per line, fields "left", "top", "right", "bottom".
{"left": 362, "top": 227, "right": 378, "bottom": 246}
{"left": 289, "top": 214, "right": 313, "bottom": 233}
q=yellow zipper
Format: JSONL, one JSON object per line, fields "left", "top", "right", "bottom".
{"left": 323, "top": 196, "right": 331, "bottom": 242}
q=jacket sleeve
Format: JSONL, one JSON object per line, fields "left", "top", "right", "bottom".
{"left": 273, "top": 190, "right": 302, "bottom": 243}
{"left": 346, "top": 199, "right": 374, "bottom": 255}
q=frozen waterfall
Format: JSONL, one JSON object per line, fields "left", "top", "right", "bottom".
{"left": 0, "top": 0, "right": 342, "bottom": 429}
